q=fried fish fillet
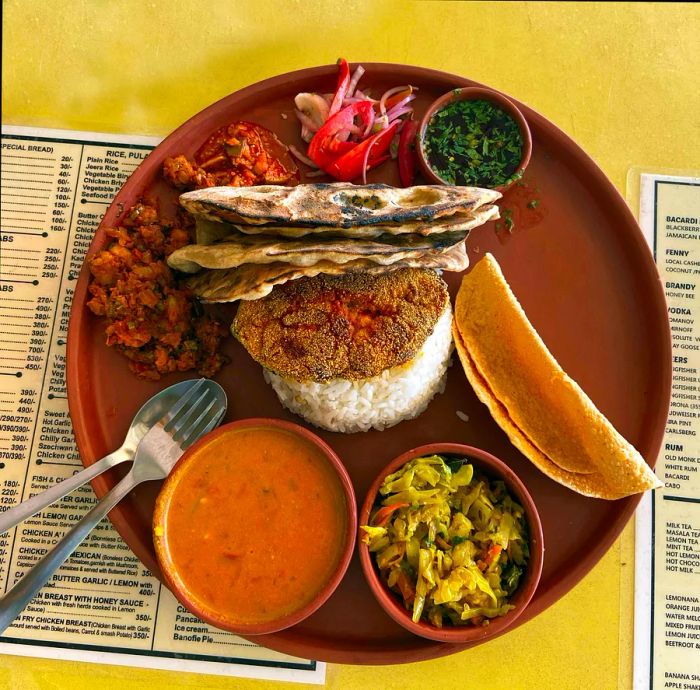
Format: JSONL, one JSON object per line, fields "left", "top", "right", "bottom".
{"left": 193, "top": 205, "right": 499, "bottom": 243}
{"left": 168, "top": 230, "right": 470, "bottom": 273}
{"left": 180, "top": 183, "right": 501, "bottom": 228}
{"left": 232, "top": 268, "right": 450, "bottom": 382}
{"left": 186, "top": 241, "right": 469, "bottom": 302}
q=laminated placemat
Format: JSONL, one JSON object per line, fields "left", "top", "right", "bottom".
{"left": 0, "top": 125, "right": 325, "bottom": 685}
{"left": 628, "top": 168, "right": 700, "bottom": 689}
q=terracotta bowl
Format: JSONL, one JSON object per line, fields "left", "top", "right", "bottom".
{"left": 358, "top": 443, "right": 544, "bottom": 643}
{"left": 153, "top": 418, "right": 357, "bottom": 635}
{"left": 416, "top": 86, "right": 532, "bottom": 193}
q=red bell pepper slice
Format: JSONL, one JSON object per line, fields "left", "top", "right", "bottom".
{"left": 328, "top": 58, "right": 351, "bottom": 118}
{"left": 396, "top": 570, "right": 416, "bottom": 606}
{"left": 397, "top": 119, "right": 418, "bottom": 187}
{"left": 327, "top": 121, "right": 399, "bottom": 182}
{"left": 307, "top": 100, "right": 374, "bottom": 170}
{"left": 485, "top": 544, "right": 503, "bottom": 567}
{"left": 372, "top": 501, "right": 409, "bottom": 527}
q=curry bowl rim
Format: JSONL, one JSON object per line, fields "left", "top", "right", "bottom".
{"left": 152, "top": 416, "right": 358, "bottom": 636}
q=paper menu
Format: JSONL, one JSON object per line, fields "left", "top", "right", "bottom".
{"left": 0, "top": 126, "right": 324, "bottom": 684}
{"left": 633, "top": 172, "right": 700, "bottom": 689}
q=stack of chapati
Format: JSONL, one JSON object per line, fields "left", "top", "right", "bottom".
{"left": 167, "top": 183, "right": 501, "bottom": 301}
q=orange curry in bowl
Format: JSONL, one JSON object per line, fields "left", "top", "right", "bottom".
{"left": 153, "top": 419, "right": 356, "bottom": 634}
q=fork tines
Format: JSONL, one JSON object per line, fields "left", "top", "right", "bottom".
{"left": 159, "top": 379, "right": 223, "bottom": 449}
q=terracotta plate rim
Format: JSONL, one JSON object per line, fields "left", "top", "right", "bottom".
{"left": 66, "top": 62, "right": 671, "bottom": 665}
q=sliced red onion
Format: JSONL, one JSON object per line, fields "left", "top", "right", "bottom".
{"left": 372, "top": 114, "right": 389, "bottom": 132}
{"left": 343, "top": 95, "right": 377, "bottom": 105}
{"left": 379, "top": 85, "right": 409, "bottom": 116}
{"left": 335, "top": 127, "right": 355, "bottom": 143}
{"left": 347, "top": 65, "right": 365, "bottom": 98}
{"left": 387, "top": 106, "right": 414, "bottom": 123}
{"left": 295, "top": 109, "right": 321, "bottom": 132}
{"left": 362, "top": 109, "right": 376, "bottom": 138}
{"left": 361, "top": 140, "right": 373, "bottom": 184}
{"left": 386, "top": 93, "right": 416, "bottom": 120}
{"left": 289, "top": 145, "right": 319, "bottom": 168}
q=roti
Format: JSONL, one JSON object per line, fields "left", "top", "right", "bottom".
{"left": 168, "top": 230, "right": 470, "bottom": 273}
{"left": 453, "top": 253, "right": 662, "bottom": 499}
{"left": 193, "top": 205, "right": 499, "bottom": 243}
{"left": 179, "top": 183, "right": 501, "bottom": 228}
{"left": 186, "top": 243, "right": 469, "bottom": 302}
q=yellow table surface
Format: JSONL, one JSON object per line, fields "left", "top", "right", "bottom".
{"left": 2, "top": 2, "right": 698, "bottom": 688}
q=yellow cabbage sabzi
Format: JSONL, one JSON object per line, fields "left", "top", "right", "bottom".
{"left": 360, "top": 455, "right": 529, "bottom": 627}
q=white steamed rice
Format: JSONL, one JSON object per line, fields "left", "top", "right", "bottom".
{"left": 264, "top": 302, "right": 454, "bottom": 433}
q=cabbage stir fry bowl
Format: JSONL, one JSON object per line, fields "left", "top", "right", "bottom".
{"left": 358, "top": 443, "right": 543, "bottom": 643}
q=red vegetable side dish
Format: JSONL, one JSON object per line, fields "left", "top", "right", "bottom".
{"left": 154, "top": 425, "right": 350, "bottom": 627}
{"left": 86, "top": 201, "right": 228, "bottom": 380}
{"left": 163, "top": 121, "right": 298, "bottom": 189}
{"left": 87, "top": 118, "right": 303, "bottom": 380}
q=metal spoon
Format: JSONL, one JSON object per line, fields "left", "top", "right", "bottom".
{"left": 0, "top": 379, "right": 204, "bottom": 535}
{"left": 0, "top": 378, "right": 227, "bottom": 633}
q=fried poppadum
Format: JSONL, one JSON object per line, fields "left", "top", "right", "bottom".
{"left": 453, "top": 253, "right": 662, "bottom": 499}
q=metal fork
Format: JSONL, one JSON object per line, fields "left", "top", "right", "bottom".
{"left": 0, "top": 378, "right": 227, "bottom": 633}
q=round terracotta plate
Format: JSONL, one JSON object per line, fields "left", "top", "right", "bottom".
{"left": 67, "top": 63, "right": 671, "bottom": 665}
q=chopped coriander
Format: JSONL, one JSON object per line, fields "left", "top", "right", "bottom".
{"left": 527, "top": 199, "right": 540, "bottom": 209}
{"left": 503, "top": 208, "right": 514, "bottom": 232}
{"left": 423, "top": 99, "right": 523, "bottom": 188}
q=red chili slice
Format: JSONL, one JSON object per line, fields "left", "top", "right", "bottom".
{"left": 397, "top": 119, "right": 418, "bottom": 187}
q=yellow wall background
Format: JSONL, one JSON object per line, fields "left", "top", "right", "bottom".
{"left": 3, "top": 2, "right": 699, "bottom": 689}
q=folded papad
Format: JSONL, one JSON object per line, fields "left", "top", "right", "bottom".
{"left": 179, "top": 183, "right": 501, "bottom": 228}
{"left": 453, "top": 253, "right": 662, "bottom": 499}
{"left": 187, "top": 242, "right": 470, "bottom": 302}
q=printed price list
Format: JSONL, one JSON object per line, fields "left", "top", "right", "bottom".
{"left": 0, "top": 129, "right": 314, "bottom": 679}
{"left": 643, "top": 176, "right": 700, "bottom": 688}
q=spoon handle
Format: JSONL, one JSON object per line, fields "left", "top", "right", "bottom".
{"left": 0, "top": 451, "right": 131, "bottom": 535}
{"left": 0, "top": 471, "right": 140, "bottom": 634}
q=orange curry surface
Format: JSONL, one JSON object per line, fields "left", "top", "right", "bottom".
{"left": 161, "top": 426, "right": 347, "bottom": 625}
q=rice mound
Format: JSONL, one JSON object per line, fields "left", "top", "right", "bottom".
{"left": 264, "top": 303, "right": 454, "bottom": 433}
